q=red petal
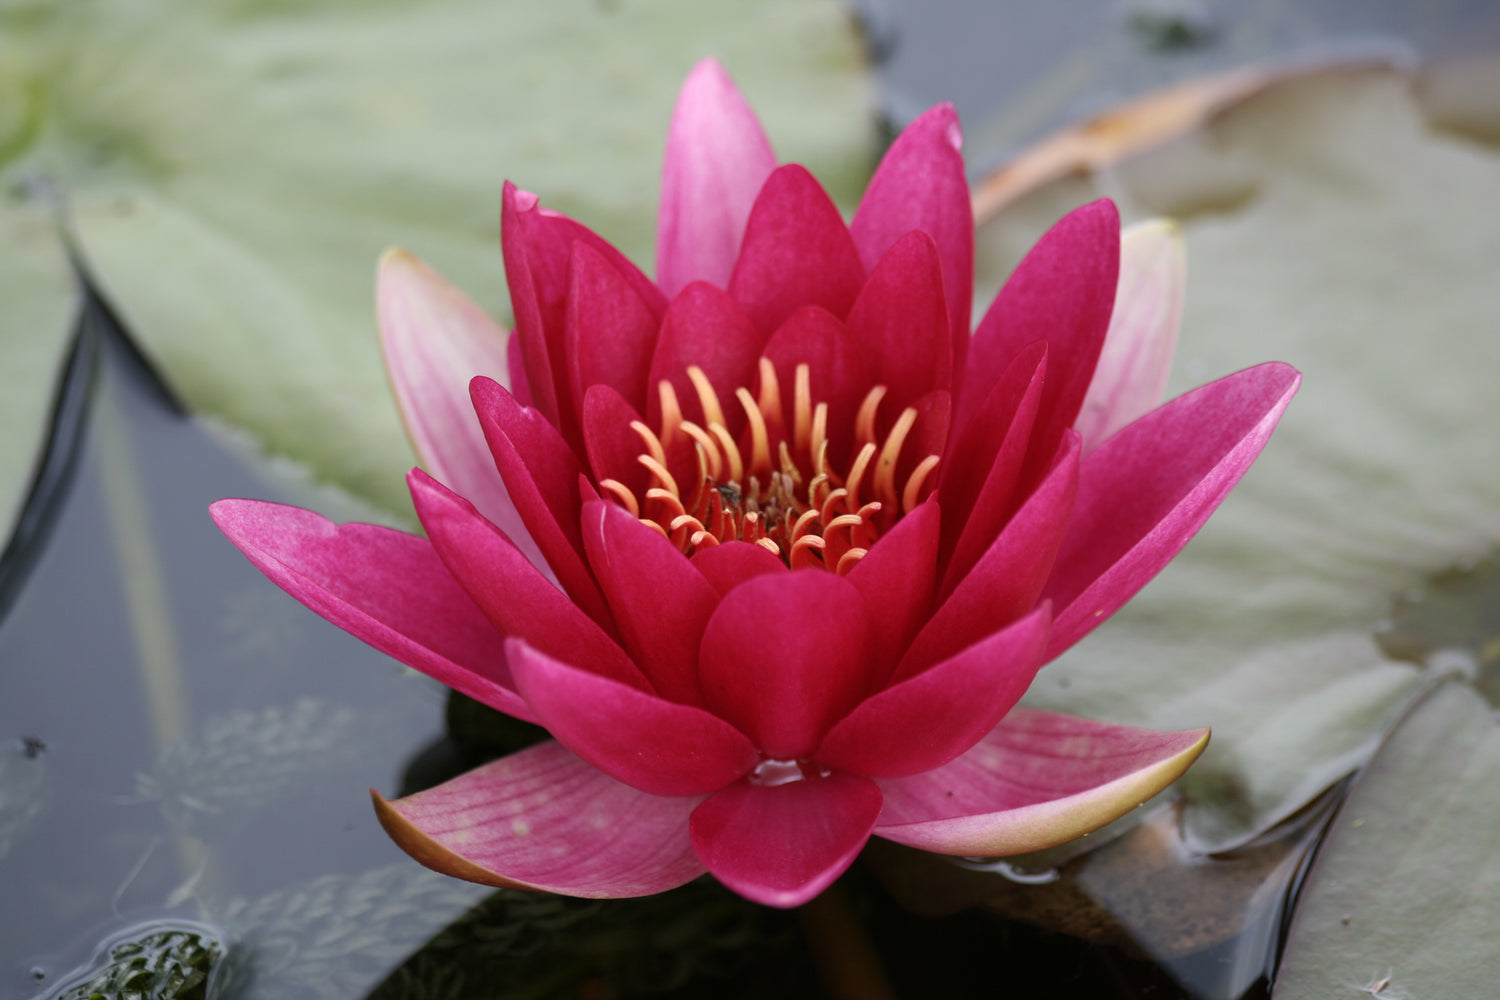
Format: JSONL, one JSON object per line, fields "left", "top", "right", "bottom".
{"left": 210, "top": 499, "right": 529, "bottom": 721}
{"left": 408, "top": 470, "right": 647, "bottom": 693}
{"left": 646, "top": 282, "right": 765, "bottom": 430}
{"left": 581, "top": 384, "right": 651, "bottom": 499}
{"left": 874, "top": 710, "right": 1210, "bottom": 856}
{"left": 581, "top": 500, "right": 720, "bottom": 705}
{"left": 817, "top": 604, "right": 1050, "bottom": 777}
{"left": 374, "top": 741, "right": 704, "bottom": 897}
{"left": 845, "top": 230, "right": 954, "bottom": 411}
{"left": 566, "top": 241, "right": 661, "bottom": 419}
{"left": 690, "top": 541, "right": 788, "bottom": 595}
{"left": 690, "top": 773, "right": 882, "bottom": 908}
{"left": 657, "top": 59, "right": 778, "bottom": 297}
{"left": 1044, "top": 361, "right": 1301, "bottom": 657}
{"left": 506, "top": 330, "right": 533, "bottom": 409}
{"left": 728, "top": 165, "right": 866, "bottom": 334}
{"left": 850, "top": 103, "right": 973, "bottom": 369}
{"left": 846, "top": 500, "right": 940, "bottom": 685}
{"left": 760, "top": 306, "right": 871, "bottom": 466}
{"left": 698, "top": 571, "right": 874, "bottom": 759}
{"left": 507, "top": 639, "right": 757, "bottom": 796}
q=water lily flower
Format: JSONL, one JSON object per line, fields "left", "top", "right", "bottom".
{"left": 211, "top": 60, "right": 1299, "bottom": 908}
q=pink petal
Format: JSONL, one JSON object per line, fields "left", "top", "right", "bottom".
{"left": 209, "top": 499, "right": 531, "bottom": 721}
{"left": 818, "top": 604, "right": 1050, "bottom": 778}
{"left": 374, "top": 741, "right": 704, "bottom": 897}
{"left": 407, "top": 469, "right": 647, "bottom": 692}
{"left": 698, "top": 571, "right": 873, "bottom": 759}
{"left": 1043, "top": 362, "right": 1301, "bottom": 657}
{"left": 845, "top": 500, "right": 941, "bottom": 685}
{"left": 377, "top": 249, "right": 546, "bottom": 569}
{"left": 844, "top": 230, "right": 954, "bottom": 411}
{"left": 656, "top": 58, "right": 778, "bottom": 297}
{"left": 581, "top": 384, "right": 652, "bottom": 499}
{"left": 690, "top": 541, "right": 787, "bottom": 595}
{"left": 902, "top": 433, "right": 1080, "bottom": 679}
{"left": 958, "top": 199, "right": 1120, "bottom": 468}
{"left": 849, "top": 103, "right": 973, "bottom": 369}
{"left": 469, "top": 377, "right": 613, "bottom": 628}
{"left": 507, "top": 639, "right": 757, "bottom": 797}
{"left": 646, "top": 282, "right": 765, "bottom": 430}
{"left": 1075, "top": 220, "right": 1185, "bottom": 453}
{"left": 566, "top": 240, "right": 661, "bottom": 420}
{"left": 873, "top": 709, "right": 1210, "bottom": 857}
{"left": 690, "top": 773, "right": 883, "bottom": 908}
{"left": 760, "top": 306, "right": 872, "bottom": 465}
{"left": 728, "top": 165, "right": 866, "bottom": 335}
{"left": 580, "top": 500, "right": 721, "bottom": 706}
{"left": 506, "top": 331, "right": 534, "bottom": 409}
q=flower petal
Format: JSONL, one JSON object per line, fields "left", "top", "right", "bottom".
{"left": 209, "top": 499, "right": 530, "bottom": 721}
{"left": 760, "top": 305, "right": 871, "bottom": 465}
{"left": 699, "top": 571, "right": 873, "bottom": 759}
{"left": 469, "top": 376, "right": 613, "bottom": 627}
{"left": 818, "top": 604, "right": 1050, "bottom": 778}
{"left": 656, "top": 58, "right": 778, "bottom": 297}
{"left": 959, "top": 199, "right": 1119, "bottom": 471}
{"left": 849, "top": 102, "right": 973, "bottom": 369}
{"left": 1075, "top": 220, "right": 1185, "bottom": 453}
{"left": 566, "top": 240, "right": 661, "bottom": 420}
{"left": 845, "top": 230, "right": 954, "bottom": 411}
{"left": 1043, "top": 362, "right": 1301, "bottom": 658}
{"left": 690, "top": 773, "right": 882, "bottom": 908}
{"left": 729, "top": 164, "right": 866, "bottom": 335}
{"left": 690, "top": 541, "right": 787, "bottom": 595}
{"left": 376, "top": 249, "right": 545, "bottom": 569}
{"left": 873, "top": 709, "right": 1210, "bottom": 856}
{"left": 646, "top": 281, "right": 765, "bottom": 430}
{"left": 374, "top": 741, "right": 704, "bottom": 898}
{"left": 507, "top": 639, "right": 757, "bottom": 797}
{"left": 580, "top": 500, "right": 721, "bottom": 705}
{"left": 845, "top": 499, "right": 940, "bottom": 685}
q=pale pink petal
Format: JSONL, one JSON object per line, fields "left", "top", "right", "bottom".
{"left": 656, "top": 58, "right": 778, "bottom": 297}
{"left": 849, "top": 103, "right": 973, "bottom": 367}
{"left": 507, "top": 639, "right": 757, "bottom": 797}
{"left": 873, "top": 709, "right": 1210, "bottom": 856}
{"left": 209, "top": 499, "right": 531, "bottom": 721}
{"left": 818, "top": 605, "right": 1050, "bottom": 778}
{"left": 690, "top": 773, "right": 883, "bottom": 908}
{"left": 1043, "top": 362, "right": 1301, "bottom": 657}
{"left": 374, "top": 741, "right": 704, "bottom": 897}
{"left": 1075, "top": 220, "right": 1185, "bottom": 453}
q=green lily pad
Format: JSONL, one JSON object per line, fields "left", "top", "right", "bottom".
{"left": 1272, "top": 679, "right": 1500, "bottom": 998}
{"left": 0, "top": 0, "right": 872, "bottom": 534}
{"left": 982, "top": 66, "right": 1500, "bottom": 850}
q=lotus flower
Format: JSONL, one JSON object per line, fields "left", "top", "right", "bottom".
{"left": 211, "top": 60, "right": 1299, "bottom": 907}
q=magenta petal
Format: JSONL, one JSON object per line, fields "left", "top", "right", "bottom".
{"left": 505, "top": 331, "right": 534, "bottom": 409}
{"left": 469, "top": 377, "right": 614, "bottom": 628}
{"left": 566, "top": 241, "right": 661, "bottom": 419}
{"left": 817, "top": 604, "right": 1050, "bottom": 778}
{"left": 690, "top": 541, "right": 787, "bottom": 595}
{"left": 657, "top": 58, "right": 778, "bottom": 297}
{"left": 873, "top": 710, "right": 1210, "bottom": 857}
{"left": 408, "top": 470, "right": 647, "bottom": 693}
{"left": 210, "top": 499, "right": 531, "bottom": 721}
{"left": 902, "top": 434, "right": 1080, "bottom": 678}
{"left": 728, "top": 164, "right": 866, "bottom": 334}
{"left": 581, "top": 384, "right": 651, "bottom": 498}
{"left": 581, "top": 500, "right": 720, "bottom": 705}
{"left": 507, "top": 639, "right": 757, "bottom": 797}
{"left": 845, "top": 500, "right": 940, "bottom": 685}
{"left": 375, "top": 741, "right": 704, "bottom": 897}
{"left": 849, "top": 103, "right": 973, "bottom": 369}
{"left": 760, "top": 306, "right": 871, "bottom": 463}
{"left": 646, "top": 282, "right": 765, "bottom": 429}
{"left": 690, "top": 773, "right": 882, "bottom": 908}
{"left": 845, "top": 231, "right": 954, "bottom": 411}
{"left": 699, "top": 572, "right": 873, "bottom": 759}
{"left": 959, "top": 199, "right": 1120, "bottom": 461}
{"left": 1044, "top": 361, "right": 1301, "bottom": 657}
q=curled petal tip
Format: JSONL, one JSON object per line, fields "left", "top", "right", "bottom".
{"left": 371, "top": 789, "right": 527, "bottom": 891}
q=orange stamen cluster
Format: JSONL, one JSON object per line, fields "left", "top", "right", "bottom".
{"left": 599, "top": 359, "right": 941, "bottom": 574}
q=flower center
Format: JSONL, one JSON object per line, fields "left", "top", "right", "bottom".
{"left": 599, "top": 359, "right": 940, "bottom": 574}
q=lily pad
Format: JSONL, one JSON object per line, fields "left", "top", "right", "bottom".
{"left": 0, "top": 0, "right": 872, "bottom": 535}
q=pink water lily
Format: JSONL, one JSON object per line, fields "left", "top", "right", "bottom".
{"left": 211, "top": 60, "right": 1299, "bottom": 908}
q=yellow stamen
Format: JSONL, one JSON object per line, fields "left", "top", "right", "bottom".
{"left": 686, "top": 366, "right": 726, "bottom": 429}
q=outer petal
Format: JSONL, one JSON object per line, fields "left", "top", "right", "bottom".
{"left": 376, "top": 249, "right": 544, "bottom": 569}
{"left": 507, "top": 639, "right": 757, "bottom": 797}
{"left": 844, "top": 230, "right": 954, "bottom": 411}
{"left": 407, "top": 470, "right": 646, "bottom": 693}
{"left": 728, "top": 164, "right": 866, "bottom": 335}
{"left": 690, "top": 773, "right": 883, "bottom": 908}
{"left": 1075, "top": 220, "right": 1185, "bottom": 453}
{"left": 1043, "top": 362, "right": 1301, "bottom": 657}
{"left": 873, "top": 709, "right": 1210, "bottom": 856}
{"left": 699, "top": 571, "right": 874, "bottom": 759}
{"left": 209, "top": 499, "right": 530, "bottom": 721}
{"left": 818, "top": 604, "right": 1050, "bottom": 778}
{"left": 656, "top": 58, "right": 778, "bottom": 297}
{"left": 374, "top": 741, "right": 704, "bottom": 898}
{"left": 849, "top": 103, "right": 973, "bottom": 368}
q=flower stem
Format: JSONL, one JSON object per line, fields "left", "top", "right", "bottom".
{"left": 798, "top": 880, "right": 899, "bottom": 1000}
